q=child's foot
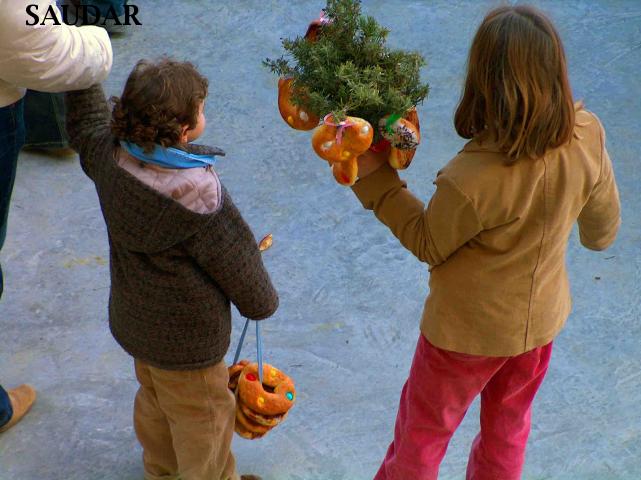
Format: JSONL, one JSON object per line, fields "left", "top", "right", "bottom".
{"left": 0, "top": 385, "right": 37, "bottom": 433}
{"left": 241, "top": 475, "right": 262, "bottom": 480}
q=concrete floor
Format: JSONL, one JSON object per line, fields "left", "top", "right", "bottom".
{"left": 1, "top": 1, "right": 640, "bottom": 479}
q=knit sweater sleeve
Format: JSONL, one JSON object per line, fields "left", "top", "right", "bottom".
{"left": 183, "top": 189, "right": 279, "bottom": 320}
{"left": 65, "top": 84, "right": 113, "bottom": 179}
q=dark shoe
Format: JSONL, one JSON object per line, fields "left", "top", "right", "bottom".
{"left": 0, "top": 385, "right": 37, "bottom": 433}
{"left": 240, "top": 476, "right": 263, "bottom": 480}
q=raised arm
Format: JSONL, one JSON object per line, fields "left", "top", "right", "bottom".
{"left": 352, "top": 163, "right": 483, "bottom": 266}
{"left": 184, "top": 190, "right": 279, "bottom": 320}
{"left": 577, "top": 118, "right": 621, "bottom": 250}
{"left": 65, "top": 84, "right": 112, "bottom": 177}
{"left": 0, "top": 1, "right": 112, "bottom": 92}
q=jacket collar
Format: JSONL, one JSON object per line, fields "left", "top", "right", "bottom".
{"left": 462, "top": 137, "right": 503, "bottom": 154}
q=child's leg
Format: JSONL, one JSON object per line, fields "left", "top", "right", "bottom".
{"left": 375, "top": 335, "right": 506, "bottom": 480}
{"left": 466, "top": 342, "right": 552, "bottom": 480}
{"left": 134, "top": 361, "right": 179, "bottom": 480}
{"left": 145, "top": 360, "right": 239, "bottom": 480}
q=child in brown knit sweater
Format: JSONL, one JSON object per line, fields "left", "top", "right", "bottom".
{"left": 66, "top": 58, "right": 276, "bottom": 480}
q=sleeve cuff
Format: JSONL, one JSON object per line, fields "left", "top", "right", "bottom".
{"left": 351, "top": 162, "right": 404, "bottom": 210}
{"left": 579, "top": 217, "right": 621, "bottom": 251}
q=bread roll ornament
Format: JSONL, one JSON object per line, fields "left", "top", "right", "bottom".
{"left": 332, "top": 157, "right": 358, "bottom": 186}
{"left": 278, "top": 78, "right": 319, "bottom": 131}
{"left": 382, "top": 108, "right": 422, "bottom": 170}
{"left": 379, "top": 114, "right": 420, "bottom": 150}
{"left": 312, "top": 115, "right": 373, "bottom": 163}
{"left": 388, "top": 148, "right": 417, "bottom": 170}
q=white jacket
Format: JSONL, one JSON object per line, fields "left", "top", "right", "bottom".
{"left": 0, "top": 0, "right": 113, "bottom": 107}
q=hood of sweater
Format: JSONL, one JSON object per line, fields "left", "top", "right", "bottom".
{"left": 96, "top": 143, "right": 225, "bottom": 254}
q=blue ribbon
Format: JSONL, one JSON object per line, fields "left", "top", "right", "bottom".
{"left": 233, "top": 318, "right": 264, "bottom": 385}
{"left": 120, "top": 141, "right": 218, "bottom": 169}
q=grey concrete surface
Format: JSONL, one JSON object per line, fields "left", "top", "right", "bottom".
{"left": 1, "top": 1, "right": 640, "bottom": 479}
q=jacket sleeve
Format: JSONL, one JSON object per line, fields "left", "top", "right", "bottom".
{"left": 183, "top": 190, "right": 279, "bottom": 320}
{"left": 65, "top": 84, "right": 113, "bottom": 178}
{"left": 351, "top": 163, "right": 483, "bottom": 266}
{"left": 577, "top": 118, "right": 621, "bottom": 251}
{"left": 0, "top": 1, "right": 112, "bottom": 92}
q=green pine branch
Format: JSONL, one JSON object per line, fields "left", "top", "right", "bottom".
{"left": 264, "top": 0, "right": 429, "bottom": 135}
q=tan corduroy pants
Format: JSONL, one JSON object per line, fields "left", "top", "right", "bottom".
{"left": 133, "top": 359, "right": 240, "bottom": 480}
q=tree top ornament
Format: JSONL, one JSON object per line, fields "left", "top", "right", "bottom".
{"left": 264, "top": 0, "right": 430, "bottom": 186}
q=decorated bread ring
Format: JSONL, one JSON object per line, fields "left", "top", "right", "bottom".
{"left": 237, "top": 362, "right": 296, "bottom": 417}
{"left": 305, "top": 11, "right": 331, "bottom": 42}
{"left": 332, "top": 157, "right": 358, "bottom": 186}
{"left": 278, "top": 78, "right": 320, "bottom": 131}
{"left": 235, "top": 403, "right": 272, "bottom": 435}
{"left": 378, "top": 115, "right": 420, "bottom": 150}
{"left": 234, "top": 417, "right": 266, "bottom": 440}
{"left": 239, "top": 397, "right": 287, "bottom": 428}
{"left": 404, "top": 108, "right": 421, "bottom": 134}
{"left": 388, "top": 147, "right": 417, "bottom": 170}
{"left": 312, "top": 115, "right": 373, "bottom": 163}
{"left": 228, "top": 359, "right": 250, "bottom": 391}
{"left": 386, "top": 108, "right": 421, "bottom": 170}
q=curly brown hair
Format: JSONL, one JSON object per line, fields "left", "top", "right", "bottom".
{"left": 111, "top": 58, "right": 209, "bottom": 153}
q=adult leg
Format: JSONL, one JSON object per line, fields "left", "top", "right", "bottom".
{"left": 375, "top": 335, "right": 507, "bottom": 480}
{"left": 0, "top": 99, "right": 26, "bottom": 299}
{"left": 79, "top": 0, "right": 128, "bottom": 33}
{"left": 133, "top": 361, "right": 179, "bottom": 480}
{"left": 466, "top": 342, "right": 553, "bottom": 480}
{"left": 23, "top": 91, "right": 73, "bottom": 156}
{"left": 81, "top": 0, "right": 126, "bottom": 17}
{"left": 147, "top": 361, "right": 239, "bottom": 480}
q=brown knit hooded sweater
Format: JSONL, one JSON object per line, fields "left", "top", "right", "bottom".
{"left": 65, "top": 85, "right": 279, "bottom": 370}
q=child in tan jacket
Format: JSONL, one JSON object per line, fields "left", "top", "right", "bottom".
{"left": 66, "top": 59, "right": 275, "bottom": 480}
{"left": 352, "top": 5, "right": 620, "bottom": 480}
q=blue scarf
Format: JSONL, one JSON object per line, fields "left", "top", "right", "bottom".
{"left": 120, "top": 141, "right": 218, "bottom": 169}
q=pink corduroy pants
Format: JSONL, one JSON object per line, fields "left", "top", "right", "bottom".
{"left": 374, "top": 335, "right": 553, "bottom": 480}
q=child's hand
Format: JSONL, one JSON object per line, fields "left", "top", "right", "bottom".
{"left": 356, "top": 149, "right": 389, "bottom": 179}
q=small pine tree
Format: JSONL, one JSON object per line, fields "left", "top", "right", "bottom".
{"left": 264, "top": 0, "right": 429, "bottom": 140}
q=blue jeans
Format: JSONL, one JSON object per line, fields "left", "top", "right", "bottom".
{"left": 0, "top": 385, "right": 12, "bottom": 427}
{"left": 24, "top": 91, "right": 68, "bottom": 149}
{"left": 81, "top": 0, "right": 126, "bottom": 17}
{"left": 0, "top": 99, "right": 25, "bottom": 299}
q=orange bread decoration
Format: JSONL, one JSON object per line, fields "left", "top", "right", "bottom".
{"left": 239, "top": 401, "right": 287, "bottom": 428}
{"left": 385, "top": 108, "right": 422, "bottom": 170}
{"left": 332, "top": 157, "right": 358, "bottom": 186}
{"left": 312, "top": 115, "right": 373, "bottom": 163}
{"left": 312, "top": 124, "right": 343, "bottom": 163}
{"left": 404, "top": 108, "right": 420, "bottom": 133}
{"left": 379, "top": 115, "right": 420, "bottom": 150}
{"left": 228, "top": 359, "right": 249, "bottom": 391}
{"left": 237, "top": 362, "right": 296, "bottom": 416}
{"left": 228, "top": 361, "right": 296, "bottom": 440}
{"left": 234, "top": 417, "right": 264, "bottom": 440}
{"left": 236, "top": 404, "right": 271, "bottom": 435}
{"left": 388, "top": 148, "right": 417, "bottom": 170}
{"left": 278, "top": 78, "right": 319, "bottom": 131}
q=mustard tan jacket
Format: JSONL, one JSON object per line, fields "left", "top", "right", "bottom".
{"left": 352, "top": 109, "right": 621, "bottom": 356}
